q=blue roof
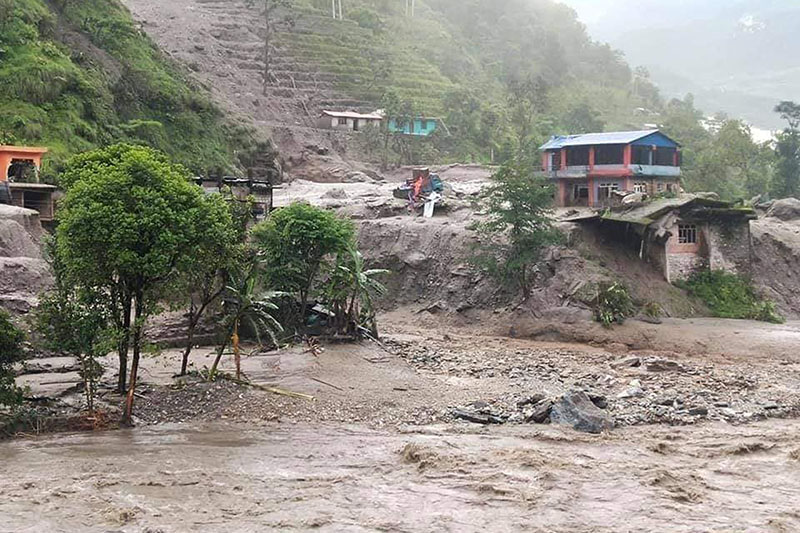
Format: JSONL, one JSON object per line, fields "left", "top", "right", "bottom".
{"left": 540, "top": 130, "right": 679, "bottom": 150}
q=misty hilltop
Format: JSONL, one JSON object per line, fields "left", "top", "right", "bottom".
{"left": 561, "top": 0, "right": 800, "bottom": 130}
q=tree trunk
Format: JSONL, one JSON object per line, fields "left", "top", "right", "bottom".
{"left": 117, "top": 295, "right": 132, "bottom": 393}
{"left": 209, "top": 320, "right": 235, "bottom": 379}
{"left": 233, "top": 319, "right": 241, "bottom": 380}
{"left": 122, "top": 295, "right": 144, "bottom": 426}
{"left": 180, "top": 319, "right": 197, "bottom": 376}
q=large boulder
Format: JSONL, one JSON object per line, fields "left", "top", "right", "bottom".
{"left": 767, "top": 198, "right": 800, "bottom": 222}
{"left": 550, "top": 390, "right": 614, "bottom": 434}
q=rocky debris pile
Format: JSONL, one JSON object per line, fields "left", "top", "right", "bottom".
{"left": 766, "top": 198, "right": 800, "bottom": 222}
{"left": 388, "top": 336, "right": 800, "bottom": 430}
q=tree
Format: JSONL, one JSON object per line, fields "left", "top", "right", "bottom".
{"left": 208, "top": 258, "right": 284, "bottom": 380}
{"left": 772, "top": 101, "right": 800, "bottom": 199}
{"left": 775, "top": 101, "right": 800, "bottom": 130}
{"left": 36, "top": 246, "right": 109, "bottom": 414}
{"left": 246, "top": 0, "right": 292, "bottom": 94}
{"left": 472, "top": 149, "right": 560, "bottom": 297}
{"left": 56, "top": 144, "right": 233, "bottom": 425}
{"left": 252, "top": 202, "right": 355, "bottom": 327}
{"left": 683, "top": 120, "right": 773, "bottom": 200}
{"left": 0, "top": 309, "right": 24, "bottom": 407}
{"left": 325, "top": 246, "right": 389, "bottom": 338}
{"left": 174, "top": 191, "right": 242, "bottom": 376}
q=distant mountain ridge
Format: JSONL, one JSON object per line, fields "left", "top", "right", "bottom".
{"left": 560, "top": 0, "right": 800, "bottom": 129}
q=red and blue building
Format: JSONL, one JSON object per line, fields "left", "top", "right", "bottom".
{"left": 539, "top": 130, "right": 682, "bottom": 207}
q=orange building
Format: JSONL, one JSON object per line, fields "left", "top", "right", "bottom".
{"left": 0, "top": 146, "right": 57, "bottom": 222}
{"left": 0, "top": 145, "right": 48, "bottom": 182}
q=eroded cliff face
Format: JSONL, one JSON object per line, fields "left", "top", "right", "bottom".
{"left": 752, "top": 208, "right": 800, "bottom": 318}
{"left": 0, "top": 205, "right": 51, "bottom": 314}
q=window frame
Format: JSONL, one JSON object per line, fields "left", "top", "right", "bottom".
{"left": 678, "top": 224, "right": 698, "bottom": 245}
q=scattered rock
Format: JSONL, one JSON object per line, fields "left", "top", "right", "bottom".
{"left": 766, "top": 198, "right": 800, "bottom": 221}
{"left": 617, "top": 380, "right": 644, "bottom": 399}
{"left": 549, "top": 391, "right": 614, "bottom": 434}
{"left": 451, "top": 408, "right": 505, "bottom": 425}
{"left": 588, "top": 393, "right": 608, "bottom": 409}
{"left": 644, "top": 358, "right": 683, "bottom": 372}
{"left": 688, "top": 406, "right": 708, "bottom": 416}
{"left": 517, "top": 394, "right": 546, "bottom": 408}
{"left": 525, "top": 400, "right": 553, "bottom": 424}
{"left": 612, "top": 356, "right": 641, "bottom": 369}
{"left": 323, "top": 188, "right": 348, "bottom": 200}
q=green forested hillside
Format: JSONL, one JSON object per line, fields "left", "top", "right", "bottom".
{"left": 0, "top": 0, "right": 265, "bottom": 177}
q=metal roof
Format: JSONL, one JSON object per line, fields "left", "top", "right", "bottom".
{"left": 321, "top": 110, "right": 383, "bottom": 120}
{"left": 540, "top": 130, "right": 667, "bottom": 150}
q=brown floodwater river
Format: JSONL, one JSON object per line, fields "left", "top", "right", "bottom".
{"left": 1, "top": 420, "right": 799, "bottom": 532}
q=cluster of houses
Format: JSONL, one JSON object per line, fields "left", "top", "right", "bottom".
{"left": 316, "top": 110, "right": 441, "bottom": 137}
{"left": 540, "top": 129, "right": 754, "bottom": 283}
{"left": 1, "top": 126, "right": 755, "bottom": 285}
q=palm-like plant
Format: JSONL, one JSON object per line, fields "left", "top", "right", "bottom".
{"left": 209, "top": 259, "right": 284, "bottom": 380}
{"left": 327, "top": 247, "right": 389, "bottom": 337}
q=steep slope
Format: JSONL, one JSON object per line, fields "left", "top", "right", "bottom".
{"left": 0, "top": 0, "right": 269, "bottom": 176}
{"left": 123, "top": 0, "right": 664, "bottom": 169}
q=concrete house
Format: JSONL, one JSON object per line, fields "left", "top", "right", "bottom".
{"left": 540, "top": 130, "right": 682, "bottom": 208}
{"left": 570, "top": 195, "right": 756, "bottom": 282}
{"left": 387, "top": 117, "right": 439, "bottom": 136}
{"left": 317, "top": 110, "right": 383, "bottom": 132}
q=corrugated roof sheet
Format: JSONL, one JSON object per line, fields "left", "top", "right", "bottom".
{"left": 321, "top": 110, "right": 383, "bottom": 120}
{"left": 540, "top": 130, "right": 664, "bottom": 150}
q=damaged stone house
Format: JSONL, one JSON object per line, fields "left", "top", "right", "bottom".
{"left": 568, "top": 195, "right": 757, "bottom": 282}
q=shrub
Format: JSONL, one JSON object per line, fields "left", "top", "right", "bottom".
{"left": 642, "top": 301, "right": 663, "bottom": 319}
{"left": 0, "top": 309, "right": 25, "bottom": 407}
{"left": 594, "top": 282, "right": 635, "bottom": 328}
{"left": 682, "top": 270, "right": 784, "bottom": 324}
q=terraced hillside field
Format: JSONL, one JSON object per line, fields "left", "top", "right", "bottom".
{"left": 123, "top": 0, "right": 455, "bottom": 133}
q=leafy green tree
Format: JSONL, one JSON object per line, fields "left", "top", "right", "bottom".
{"left": 0, "top": 309, "right": 24, "bottom": 407}
{"left": 36, "top": 245, "right": 109, "bottom": 413}
{"left": 174, "top": 191, "right": 242, "bottom": 376}
{"left": 252, "top": 202, "right": 356, "bottom": 326}
{"left": 472, "top": 149, "right": 560, "bottom": 297}
{"left": 56, "top": 144, "right": 234, "bottom": 424}
{"left": 684, "top": 120, "right": 773, "bottom": 200}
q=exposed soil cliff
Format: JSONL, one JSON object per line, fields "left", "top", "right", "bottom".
{"left": 0, "top": 205, "right": 50, "bottom": 314}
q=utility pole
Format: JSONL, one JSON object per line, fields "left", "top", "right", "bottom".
{"left": 338, "top": 0, "right": 343, "bottom": 20}
{"left": 332, "top": 0, "right": 336, "bottom": 18}
{"left": 411, "top": 0, "right": 415, "bottom": 17}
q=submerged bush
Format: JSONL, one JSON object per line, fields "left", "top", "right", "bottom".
{"left": 593, "top": 282, "right": 635, "bottom": 328}
{"left": 682, "top": 270, "right": 784, "bottom": 324}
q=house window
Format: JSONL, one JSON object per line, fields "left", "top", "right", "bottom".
{"left": 678, "top": 224, "right": 697, "bottom": 244}
{"left": 598, "top": 182, "right": 619, "bottom": 200}
{"left": 655, "top": 147, "right": 677, "bottom": 166}
{"left": 632, "top": 145, "right": 652, "bottom": 165}
{"left": 595, "top": 144, "right": 625, "bottom": 165}
{"left": 634, "top": 182, "right": 647, "bottom": 193}
{"left": 566, "top": 146, "right": 590, "bottom": 166}
{"left": 657, "top": 182, "right": 665, "bottom": 193}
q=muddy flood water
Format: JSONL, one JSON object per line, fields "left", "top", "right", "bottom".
{"left": 2, "top": 420, "right": 799, "bottom": 532}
